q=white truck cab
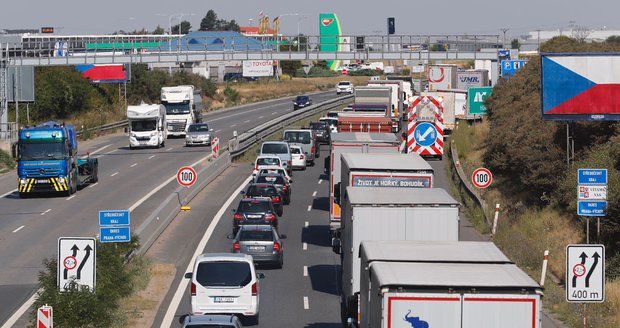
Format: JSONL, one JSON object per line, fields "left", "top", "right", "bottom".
{"left": 161, "top": 85, "right": 199, "bottom": 137}
{"left": 127, "top": 103, "right": 167, "bottom": 149}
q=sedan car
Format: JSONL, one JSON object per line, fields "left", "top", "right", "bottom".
{"left": 232, "top": 198, "right": 278, "bottom": 234}
{"left": 289, "top": 145, "right": 307, "bottom": 170}
{"left": 230, "top": 225, "right": 286, "bottom": 268}
{"left": 254, "top": 172, "right": 291, "bottom": 205}
{"left": 293, "top": 95, "right": 312, "bottom": 110}
{"left": 242, "top": 183, "right": 284, "bottom": 216}
{"left": 185, "top": 123, "right": 214, "bottom": 147}
{"left": 336, "top": 80, "right": 354, "bottom": 94}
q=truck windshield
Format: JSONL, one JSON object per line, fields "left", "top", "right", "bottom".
{"left": 18, "top": 142, "right": 66, "bottom": 161}
{"left": 131, "top": 120, "right": 157, "bottom": 132}
{"left": 164, "top": 102, "right": 190, "bottom": 115}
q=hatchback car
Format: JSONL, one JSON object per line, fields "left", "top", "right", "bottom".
{"left": 253, "top": 155, "right": 283, "bottom": 174}
{"left": 254, "top": 172, "right": 291, "bottom": 205}
{"left": 232, "top": 198, "right": 279, "bottom": 234}
{"left": 242, "top": 183, "right": 283, "bottom": 216}
{"left": 230, "top": 225, "right": 286, "bottom": 268}
{"left": 185, "top": 123, "right": 214, "bottom": 147}
{"left": 185, "top": 253, "right": 263, "bottom": 324}
{"left": 289, "top": 145, "right": 306, "bottom": 170}
{"left": 179, "top": 314, "right": 242, "bottom": 328}
{"left": 259, "top": 141, "right": 292, "bottom": 173}
{"left": 308, "top": 121, "right": 330, "bottom": 144}
{"left": 293, "top": 95, "right": 312, "bottom": 110}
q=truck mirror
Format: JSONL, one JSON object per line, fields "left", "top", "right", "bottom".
{"left": 334, "top": 182, "right": 341, "bottom": 205}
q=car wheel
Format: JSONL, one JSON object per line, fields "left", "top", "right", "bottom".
{"left": 248, "top": 314, "right": 259, "bottom": 325}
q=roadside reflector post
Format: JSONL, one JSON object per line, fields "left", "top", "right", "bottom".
{"left": 491, "top": 203, "right": 500, "bottom": 236}
{"left": 540, "top": 249, "right": 549, "bottom": 286}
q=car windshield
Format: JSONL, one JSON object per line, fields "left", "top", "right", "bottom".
{"left": 338, "top": 82, "right": 351, "bottom": 86}
{"left": 291, "top": 147, "right": 301, "bottom": 154}
{"left": 18, "top": 142, "right": 66, "bottom": 161}
{"left": 196, "top": 261, "right": 252, "bottom": 287}
{"left": 256, "top": 175, "right": 285, "bottom": 185}
{"left": 238, "top": 200, "right": 270, "bottom": 212}
{"left": 239, "top": 229, "right": 274, "bottom": 241}
{"left": 131, "top": 120, "right": 157, "bottom": 132}
{"left": 188, "top": 124, "right": 210, "bottom": 132}
{"left": 164, "top": 102, "right": 190, "bottom": 115}
{"left": 309, "top": 122, "right": 327, "bottom": 130}
{"left": 247, "top": 185, "right": 278, "bottom": 197}
{"left": 257, "top": 157, "right": 280, "bottom": 166}
{"left": 295, "top": 96, "right": 309, "bottom": 102}
{"left": 259, "top": 169, "right": 284, "bottom": 176}
{"left": 284, "top": 131, "right": 311, "bottom": 144}
{"left": 262, "top": 143, "right": 288, "bottom": 154}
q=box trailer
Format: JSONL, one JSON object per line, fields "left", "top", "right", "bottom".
{"left": 340, "top": 187, "right": 460, "bottom": 322}
{"left": 360, "top": 261, "right": 542, "bottom": 328}
{"left": 354, "top": 86, "right": 392, "bottom": 111}
{"left": 329, "top": 133, "right": 401, "bottom": 236}
{"left": 456, "top": 69, "right": 490, "bottom": 90}
{"left": 427, "top": 65, "right": 457, "bottom": 91}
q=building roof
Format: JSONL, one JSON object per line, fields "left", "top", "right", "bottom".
{"left": 331, "top": 132, "right": 400, "bottom": 143}
{"left": 360, "top": 241, "right": 511, "bottom": 264}
{"left": 169, "top": 31, "right": 266, "bottom": 51}
{"left": 346, "top": 187, "right": 459, "bottom": 206}
{"left": 341, "top": 153, "right": 432, "bottom": 171}
{"left": 372, "top": 262, "right": 540, "bottom": 289}
{"left": 240, "top": 26, "right": 276, "bottom": 35}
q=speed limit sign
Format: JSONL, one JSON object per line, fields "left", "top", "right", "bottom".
{"left": 177, "top": 166, "right": 197, "bottom": 188}
{"left": 471, "top": 167, "right": 493, "bottom": 189}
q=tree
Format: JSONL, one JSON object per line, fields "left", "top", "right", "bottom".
{"left": 606, "top": 35, "right": 620, "bottom": 44}
{"left": 152, "top": 25, "right": 165, "bottom": 35}
{"left": 200, "top": 10, "right": 219, "bottom": 31}
{"left": 510, "top": 38, "right": 521, "bottom": 50}
{"left": 172, "top": 21, "right": 192, "bottom": 34}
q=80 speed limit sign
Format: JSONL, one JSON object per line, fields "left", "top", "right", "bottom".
{"left": 471, "top": 167, "right": 493, "bottom": 189}
{"left": 177, "top": 166, "right": 197, "bottom": 188}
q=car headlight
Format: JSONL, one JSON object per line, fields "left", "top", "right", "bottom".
{"left": 58, "top": 177, "right": 65, "bottom": 184}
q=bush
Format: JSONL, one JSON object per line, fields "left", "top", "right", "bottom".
{"left": 223, "top": 86, "right": 240, "bottom": 104}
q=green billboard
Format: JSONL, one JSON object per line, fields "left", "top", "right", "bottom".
{"left": 467, "top": 87, "right": 493, "bottom": 115}
{"left": 319, "top": 13, "right": 342, "bottom": 70}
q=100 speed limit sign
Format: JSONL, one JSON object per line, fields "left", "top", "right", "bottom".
{"left": 472, "top": 168, "right": 493, "bottom": 189}
{"left": 177, "top": 166, "right": 197, "bottom": 188}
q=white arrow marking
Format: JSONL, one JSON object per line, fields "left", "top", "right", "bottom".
{"left": 417, "top": 126, "right": 434, "bottom": 142}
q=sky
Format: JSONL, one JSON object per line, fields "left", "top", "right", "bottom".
{"left": 2, "top": 0, "right": 619, "bottom": 38}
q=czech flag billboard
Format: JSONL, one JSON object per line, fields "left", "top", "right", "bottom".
{"left": 76, "top": 64, "right": 128, "bottom": 84}
{"left": 541, "top": 54, "right": 620, "bottom": 121}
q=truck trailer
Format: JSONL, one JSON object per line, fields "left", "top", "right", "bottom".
{"left": 340, "top": 187, "right": 460, "bottom": 323}
{"left": 127, "top": 103, "right": 167, "bottom": 149}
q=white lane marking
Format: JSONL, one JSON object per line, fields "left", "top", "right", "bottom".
{"left": 107, "top": 149, "right": 118, "bottom": 154}
{"left": 66, "top": 195, "right": 76, "bottom": 201}
{"left": 272, "top": 111, "right": 278, "bottom": 115}
{"left": 0, "top": 288, "right": 38, "bottom": 328}
{"left": 231, "top": 124, "right": 237, "bottom": 127}
{"left": 12, "top": 225, "right": 24, "bottom": 233}
{"left": 318, "top": 179, "right": 323, "bottom": 184}
{"left": 244, "top": 120, "right": 250, "bottom": 123}
{"left": 110, "top": 172, "right": 119, "bottom": 177}
{"left": 207, "top": 103, "right": 281, "bottom": 122}
{"left": 87, "top": 183, "right": 98, "bottom": 189}
{"left": 303, "top": 296, "right": 309, "bottom": 310}
{"left": 305, "top": 221, "right": 309, "bottom": 227}
{"left": 88, "top": 144, "right": 110, "bottom": 155}
{"left": 0, "top": 188, "right": 17, "bottom": 198}
{"left": 40, "top": 209, "right": 51, "bottom": 216}
{"left": 312, "top": 191, "right": 317, "bottom": 197}
{"left": 215, "top": 129, "right": 222, "bottom": 133}
{"left": 259, "top": 116, "right": 264, "bottom": 119}
{"left": 303, "top": 266, "right": 308, "bottom": 277}
{"left": 159, "top": 174, "right": 254, "bottom": 328}
{"left": 307, "top": 205, "right": 311, "bottom": 212}
{"left": 130, "top": 163, "right": 138, "bottom": 167}
{"left": 303, "top": 242, "right": 308, "bottom": 250}
{"left": 148, "top": 155, "right": 156, "bottom": 159}
{"left": 166, "top": 147, "right": 174, "bottom": 151}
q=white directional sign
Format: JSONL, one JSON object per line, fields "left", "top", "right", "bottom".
{"left": 57, "top": 237, "right": 96, "bottom": 292}
{"left": 566, "top": 244, "right": 605, "bottom": 303}
{"left": 577, "top": 185, "right": 607, "bottom": 200}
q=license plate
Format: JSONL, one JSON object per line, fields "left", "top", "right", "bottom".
{"left": 248, "top": 246, "right": 266, "bottom": 251}
{"left": 213, "top": 297, "right": 235, "bottom": 303}
{"left": 247, "top": 215, "right": 261, "bottom": 219}
{"left": 37, "top": 179, "right": 48, "bottom": 183}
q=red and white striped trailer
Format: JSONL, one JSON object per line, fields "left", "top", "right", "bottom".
{"left": 406, "top": 96, "right": 445, "bottom": 159}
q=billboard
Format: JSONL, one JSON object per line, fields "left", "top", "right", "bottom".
{"left": 541, "top": 54, "right": 620, "bottom": 121}
{"left": 242, "top": 60, "right": 274, "bottom": 77}
{"left": 319, "top": 13, "right": 342, "bottom": 70}
{"left": 76, "top": 64, "right": 128, "bottom": 84}
{"left": 7, "top": 66, "right": 35, "bottom": 102}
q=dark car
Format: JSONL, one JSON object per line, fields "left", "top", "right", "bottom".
{"left": 308, "top": 121, "right": 330, "bottom": 144}
{"left": 224, "top": 72, "right": 257, "bottom": 83}
{"left": 230, "top": 225, "right": 286, "bottom": 268}
{"left": 232, "top": 198, "right": 278, "bottom": 234}
{"left": 242, "top": 183, "right": 283, "bottom": 216}
{"left": 293, "top": 95, "right": 312, "bottom": 110}
{"left": 254, "top": 173, "right": 291, "bottom": 205}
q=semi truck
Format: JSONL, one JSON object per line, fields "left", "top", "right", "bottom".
{"left": 427, "top": 64, "right": 457, "bottom": 91}
{"left": 16, "top": 121, "right": 98, "bottom": 197}
{"left": 457, "top": 69, "right": 489, "bottom": 89}
{"left": 329, "top": 133, "right": 400, "bottom": 237}
{"left": 367, "top": 80, "right": 406, "bottom": 130}
{"left": 127, "top": 103, "right": 167, "bottom": 149}
{"left": 339, "top": 187, "right": 460, "bottom": 324}
{"left": 161, "top": 85, "right": 202, "bottom": 136}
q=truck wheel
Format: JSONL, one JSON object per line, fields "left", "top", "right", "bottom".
{"left": 93, "top": 167, "right": 99, "bottom": 183}
{"left": 19, "top": 192, "right": 29, "bottom": 199}
{"left": 161, "top": 140, "right": 165, "bottom": 148}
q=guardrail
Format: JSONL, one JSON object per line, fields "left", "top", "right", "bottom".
{"left": 229, "top": 95, "right": 353, "bottom": 160}
{"left": 76, "top": 120, "right": 128, "bottom": 137}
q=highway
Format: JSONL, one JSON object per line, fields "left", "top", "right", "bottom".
{"left": 0, "top": 91, "right": 339, "bottom": 326}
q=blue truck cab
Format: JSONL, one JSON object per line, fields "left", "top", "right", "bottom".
{"left": 17, "top": 121, "right": 98, "bottom": 197}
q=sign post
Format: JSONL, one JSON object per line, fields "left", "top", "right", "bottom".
{"left": 37, "top": 305, "right": 53, "bottom": 328}
{"left": 98, "top": 210, "right": 131, "bottom": 243}
{"left": 57, "top": 237, "right": 96, "bottom": 292}
{"left": 577, "top": 169, "right": 607, "bottom": 243}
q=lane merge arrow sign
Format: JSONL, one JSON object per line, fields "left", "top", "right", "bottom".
{"left": 57, "top": 237, "right": 96, "bottom": 292}
{"left": 566, "top": 244, "right": 605, "bottom": 303}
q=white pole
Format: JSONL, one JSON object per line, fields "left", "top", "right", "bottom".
{"left": 540, "top": 250, "right": 549, "bottom": 286}
{"left": 491, "top": 203, "right": 500, "bottom": 235}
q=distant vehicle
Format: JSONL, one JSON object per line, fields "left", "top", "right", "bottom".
{"left": 232, "top": 198, "right": 279, "bottom": 234}
{"left": 243, "top": 183, "right": 284, "bottom": 216}
{"left": 254, "top": 172, "right": 291, "bottom": 205}
{"left": 326, "top": 111, "right": 341, "bottom": 118}
{"left": 259, "top": 141, "right": 292, "bottom": 173}
{"left": 289, "top": 145, "right": 307, "bottom": 170}
{"left": 17, "top": 121, "right": 98, "bottom": 197}
{"left": 224, "top": 72, "right": 257, "bottom": 83}
{"left": 293, "top": 95, "right": 312, "bottom": 110}
{"left": 308, "top": 121, "right": 330, "bottom": 144}
{"left": 283, "top": 129, "right": 317, "bottom": 166}
{"left": 185, "top": 123, "right": 214, "bottom": 147}
{"left": 230, "top": 225, "right": 286, "bottom": 268}
{"left": 253, "top": 155, "right": 284, "bottom": 175}
{"left": 127, "top": 103, "right": 167, "bottom": 149}
{"left": 336, "top": 81, "right": 354, "bottom": 94}
{"left": 319, "top": 117, "right": 339, "bottom": 133}
{"left": 179, "top": 314, "right": 242, "bottom": 328}
{"left": 161, "top": 85, "right": 202, "bottom": 137}
{"left": 185, "top": 253, "right": 263, "bottom": 324}
{"left": 256, "top": 166, "right": 292, "bottom": 184}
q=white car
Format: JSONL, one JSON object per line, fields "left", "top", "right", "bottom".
{"left": 255, "top": 165, "right": 292, "bottom": 184}
{"left": 290, "top": 145, "right": 307, "bottom": 170}
{"left": 336, "top": 81, "right": 354, "bottom": 94}
{"left": 253, "top": 155, "right": 284, "bottom": 175}
{"left": 186, "top": 253, "right": 264, "bottom": 324}
{"left": 319, "top": 117, "right": 339, "bottom": 133}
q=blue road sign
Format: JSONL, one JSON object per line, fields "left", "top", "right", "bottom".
{"left": 578, "top": 169, "right": 607, "bottom": 185}
{"left": 99, "top": 210, "right": 130, "bottom": 226}
{"left": 413, "top": 122, "right": 437, "bottom": 147}
{"left": 501, "top": 60, "right": 527, "bottom": 77}
{"left": 578, "top": 201, "right": 607, "bottom": 217}
{"left": 100, "top": 227, "right": 131, "bottom": 243}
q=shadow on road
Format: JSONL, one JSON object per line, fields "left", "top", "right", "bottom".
{"left": 302, "top": 224, "right": 332, "bottom": 247}
{"left": 312, "top": 197, "right": 329, "bottom": 211}
{"left": 305, "top": 323, "right": 343, "bottom": 328}
{"left": 307, "top": 264, "right": 341, "bottom": 296}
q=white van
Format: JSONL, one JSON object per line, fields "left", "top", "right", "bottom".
{"left": 185, "top": 253, "right": 264, "bottom": 324}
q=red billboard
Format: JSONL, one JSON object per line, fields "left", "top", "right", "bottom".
{"left": 76, "top": 64, "right": 128, "bottom": 84}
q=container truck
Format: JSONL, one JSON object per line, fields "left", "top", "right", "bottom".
{"left": 328, "top": 133, "right": 400, "bottom": 237}
{"left": 339, "top": 187, "right": 460, "bottom": 324}
{"left": 457, "top": 69, "right": 489, "bottom": 90}
{"left": 427, "top": 64, "right": 457, "bottom": 91}
{"left": 16, "top": 121, "right": 98, "bottom": 197}
{"left": 367, "top": 80, "right": 405, "bottom": 130}
{"left": 359, "top": 261, "right": 542, "bottom": 328}
{"left": 354, "top": 86, "right": 392, "bottom": 111}
{"left": 127, "top": 103, "right": 167, "bottom": 149}
{"left": 161, "top": 85, "right": 202, "bottom": 136}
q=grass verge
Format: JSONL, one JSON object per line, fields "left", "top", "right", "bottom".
{"left": 0, "top": 149, "right": 16, "bottom": 174}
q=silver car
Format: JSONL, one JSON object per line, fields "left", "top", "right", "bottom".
{"left": 230, "top": 225, "right": 286, "bottom": 268}
{"left": 259, "top": 141, "right": 292, "bottom": 173}
{"left": 185, "top": 123, "right": 213, "bottom": 147}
